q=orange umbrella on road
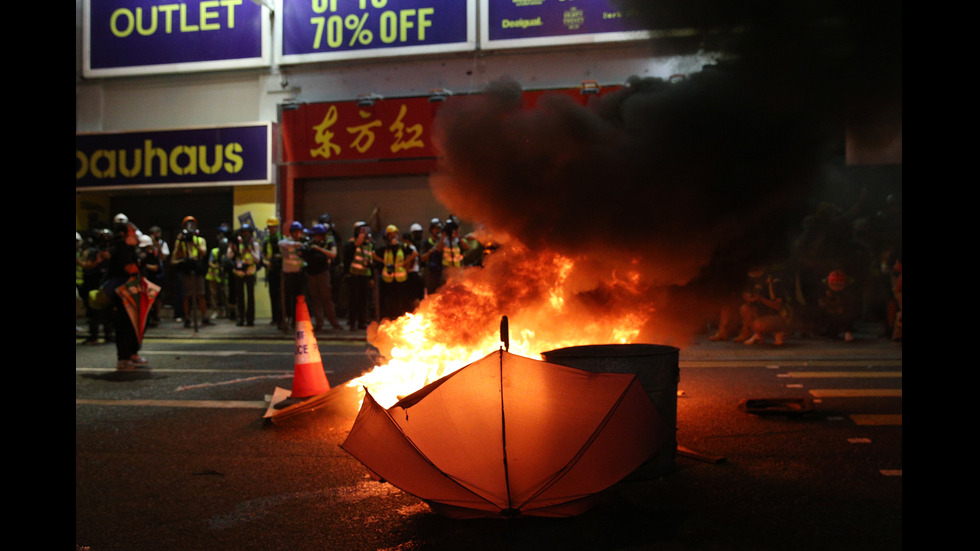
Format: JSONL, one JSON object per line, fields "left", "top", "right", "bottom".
{"left": 341, "top": 348, "right": 669, "bottom": 518}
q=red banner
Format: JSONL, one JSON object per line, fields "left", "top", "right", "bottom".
{"left": 281, "top": 86, "right": 623, "bottom": 165}
{"left": 282, "top": 96, "right": 443, "bottom": 164}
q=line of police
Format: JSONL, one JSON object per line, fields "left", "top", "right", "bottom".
{"left": 261, "top": 214, "right": 482, "bottom": 332}
{"left": 76, "top": 212, "right": 485, "bottom": 368}
{"left": 77, "top": 211, "right": 487, "bottom": 330}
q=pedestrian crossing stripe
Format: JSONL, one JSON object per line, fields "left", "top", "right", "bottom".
{"left": 76, "top": 398, "right": 267, "bottom": 409}
{"left": 809, "top": 389, "right": 902, "bottom": 398}
{"left": 779, "top": 371, "right": 901, "bottom": 378}
{"left": 850, "top": 414, "right": 902, "bottom": 426}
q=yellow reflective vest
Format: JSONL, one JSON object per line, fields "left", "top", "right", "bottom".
{"left": 349, "top": 242, "right": 373, "bottom": 277}
{"left": 381, "top": 246, "right": 408, "bottom": 283}
{"left": 441, "top": 237, "right": 463, "bottom": 268}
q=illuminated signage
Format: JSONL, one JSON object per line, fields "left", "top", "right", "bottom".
{"left": 82, "top": 0, "right": 271, "bottom": 77}
{"left": 281, "top": 97, "right": 442, "bottom": 163}
{"left": 76, "top": 124, "right": 273, "bottom": 190}
{"left": 278, "top": 0, "right": 475, "bottom": 64}
{"left": 480, "top": 0, "right": 650, "bottom": 50}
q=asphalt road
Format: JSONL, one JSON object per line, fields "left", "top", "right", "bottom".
{"left": 76, "top": 330, "right": 902, "bottom": 551}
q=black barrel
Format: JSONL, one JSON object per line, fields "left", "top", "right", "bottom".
{"left": 541, "top": 344, "right": 679, "bottom": 477}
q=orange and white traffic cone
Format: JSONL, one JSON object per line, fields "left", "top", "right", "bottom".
{"left": 290, "top": 295, "right": 330, "bottom": 398}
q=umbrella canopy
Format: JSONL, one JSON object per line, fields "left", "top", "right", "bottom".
{"left": 115, "top": 276, "right": 160, "bottom": 344}
{"left": 341, "top": 349, "right": 670, "bottom": 518}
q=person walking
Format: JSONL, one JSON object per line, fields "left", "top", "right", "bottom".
{"left": 102, "top": 221, "right": 145, "bottom": 370}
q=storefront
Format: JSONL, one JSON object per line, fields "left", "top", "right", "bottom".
{"left": 76, "top": 123, "right": 277, "bottom": 316}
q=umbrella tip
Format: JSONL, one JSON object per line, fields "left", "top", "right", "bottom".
{"left": 500, "top": 316, "right": 510, "bottom": 351}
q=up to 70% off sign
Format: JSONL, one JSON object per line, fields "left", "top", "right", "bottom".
{"left": 310, "top": 0, "right": 435, "bottom": 49}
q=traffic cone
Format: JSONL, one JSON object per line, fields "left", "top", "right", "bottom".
{"left": 290, "top": 295, "right": 330, "bottom": 398}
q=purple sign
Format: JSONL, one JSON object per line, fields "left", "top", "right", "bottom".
{"left": 83, "top": 0, "right": 270, "bottom": 77}
{"left": 482, "top": 0, "right": 648, "bottom": 48}
{"left": 280, "top": 0, "right": 474, "bottom": 63}
{"left": 76, "top": 124, "right": 272, "bottom": 189}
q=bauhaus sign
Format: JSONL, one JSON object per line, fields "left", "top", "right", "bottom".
{"left": 76, "top": 124, "right": 273, "bottom": 190}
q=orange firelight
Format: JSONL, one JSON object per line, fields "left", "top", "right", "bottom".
{"left": 347, "top": 243, "right": 655, "bottom": 408}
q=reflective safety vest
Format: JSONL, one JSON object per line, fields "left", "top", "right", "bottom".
{"left": 233, "top": 244, "right": 258, "bottom": 277}
{"left": 206, "top": 247, "right": 226, "bottom": 283}
{"left": 263, "top": 232, "right": 282, "bottom": 268}
{"left": 180, "top": 235, "right": 205, "bottom": 260}
{"left": 349, "top": 242, "right": 373, "bottom": 276}
{"left": 76, "top": 251, "right": 85, "bottom": 286}
{"left": 381, "top": 247, "right": 407, "bottom": 283}
{"left": 442, "top": 237, "right": 463, "bottom": 268}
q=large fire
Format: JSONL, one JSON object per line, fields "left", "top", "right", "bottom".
{"left": 347, "top": 240, "right": 656, "bottom": 408}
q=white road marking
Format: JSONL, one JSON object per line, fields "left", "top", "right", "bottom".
{"left": 76, "top": 398, "right": 267, "bottom": 409}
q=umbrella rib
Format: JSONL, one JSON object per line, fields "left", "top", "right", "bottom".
{"left": 498, "top": 348, "right": 515, "bottom": 513}
{"left": 514, "top": 376, "right": 640, "bottom": 510}
{"left": 344, "top": 389, "right": 505, "bottom": 513}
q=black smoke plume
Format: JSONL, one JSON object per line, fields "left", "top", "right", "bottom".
{"left": 426, "top": 0, "right": 901, "bottom": 339}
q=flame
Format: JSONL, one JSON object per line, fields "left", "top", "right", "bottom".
{"left": 347, "top": 242, "right": 656, "bottom": 408}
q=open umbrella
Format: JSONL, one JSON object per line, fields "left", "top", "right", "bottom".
{"left": 115, "top": 276, "right": 161, "bottom": 344}
{"left": 341, "top": 348, "right": 670, "bottom": 518}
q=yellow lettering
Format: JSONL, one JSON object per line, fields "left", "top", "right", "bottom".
{"left": 347, "top": 119, "right": 382, "bottom": 153}
{"left": 158, "top": 4, "right": 179, "bottom": 34}
{"left": 180, "top": 3, "right": 199, "bottom": 32}
{"left": 110, "top": 8, "right": 134, "bottom": 37}
{"left": 144, "top": 140, "right": 168, "bottom": 177}
{"left": 220, "top": 0, "right": 242, "bottom": 28}
{"left": 389, "top": 104, "right": 424, "bottom": 153}
{"left": 224, "top": 143, "right": 244, "bottom": 173}
{"left": 77, "top": 139, "right": 249, "bottom": 181}
{"left": 199, "top": 145, "right": 223, "bottom": 174}
{"left": 200, "top": 1, "right": 220, "bottom": 31}
{"left": 311, "top": 0, "right": 334, "bottom": 14}
{"left": 76, "top": 151, "right": 89, "bottom": 179}
{"left": 171, "top": 145, "right": 199, "bottom": 175}
{"left": 137, "top": 7, "right": 158, "bottom": 36}
{"left": 118, "top": 149, "right": 142, "bottom": 177}
{"left": 311, "top": 106, "right": 342, "bottom": 159}
{"left": 418, "top": 8, "right": 433, "bottom": 40}
{"left": 399, "top": 9, "right": 414, "bottom": 43}
{"left": 380, "top": 11, "right": 396, "bottom": 43}
{"left": 90, "top": 150, "right": 117, "bottom": 179}
{"left": 108, "top": 1, "right": 243, "bottom": 39}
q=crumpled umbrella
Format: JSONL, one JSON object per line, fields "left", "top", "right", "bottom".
{"left": 341, "top": 349, "right": 670, "bottom": 518}
{"left": 115, "top": 276, "right": 161, "bottom": 344}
